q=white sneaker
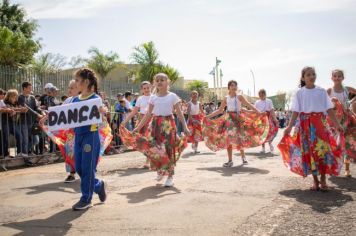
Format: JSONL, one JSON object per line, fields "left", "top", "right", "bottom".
{"left": 269, "top": 144, "right": 274, "bottom": 153}
{"left": 164, "top": 177, "right": 174, "bottom": 187}
{"left": 155, "top": 174, "right": 164, "bottom": 182}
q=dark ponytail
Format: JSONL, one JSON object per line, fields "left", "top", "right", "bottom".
{"left": 75, "top": 68, "right": 99, "bottom": 94}
{"left": 300, "top": 66, "right": 314, "bottom": 88}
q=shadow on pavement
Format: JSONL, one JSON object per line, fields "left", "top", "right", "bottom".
{"left": 279, "top": 188, "right": 353, "bottom": 213}
{"left": 181, "top": 152, "right": 216, "bottom": 159}
{"left": 329, "top": 176, "right": 356, "bottom": 192}
{"left": 3, "top": 208, "right": 86, "bottom": 236}
{"left": 234, "top": 152, "right": 279, "bottom": 158}
{"left": 104, "top": 167, "right": 151, "bottom": 177}
{"left": 119, "top": 185, "right": 181, "bottom": 203}
{"left": 16, "top": 181, "right": 80, "bottom": 195}
{"left": 196, "top": 165, "right": 270, "bottom": 177}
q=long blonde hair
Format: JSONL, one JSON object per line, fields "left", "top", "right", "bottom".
{"left": 4, "top": 89, "right": 19, "bottom": 104}
{"left": 152, "top": 73, "right": 170, "bottom": 94}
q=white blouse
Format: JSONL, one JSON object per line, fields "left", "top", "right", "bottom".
{"left": 330, "top": 88, "right": 348, "bottom": 108}
{"left": 255, "top": 98, "right": 274, "bottom": 112}
{"left": 291, "top": 86, "right": 334, "bottom": 113}
{"left": 135, "top": 95, "right": 151, "bottom": 114}
{"left": 149, "top": 92, "right": 180, "bottom": 116}
{"left": 226, "top": 95, "right": 241, "bottom": 112}
{"left": 189, "top": 101, "right": 200, "bottom": 115}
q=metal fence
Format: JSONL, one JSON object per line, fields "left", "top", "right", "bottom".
{"left": 0, "top": 65, "right": 192, "bottom": 105}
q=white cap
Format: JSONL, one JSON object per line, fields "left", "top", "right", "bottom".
{"left": 44, "top": 83, "right": 54, "bottom": 89}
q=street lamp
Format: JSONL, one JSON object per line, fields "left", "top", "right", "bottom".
{"left": 250, "top": 69, "right": 256, "bottom": 97}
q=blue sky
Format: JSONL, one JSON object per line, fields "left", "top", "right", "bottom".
{"left": 15, "top": 0, "right": 356, "bottom": 95}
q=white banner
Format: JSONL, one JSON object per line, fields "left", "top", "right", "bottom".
{"left": 48, "top": 98, "right": 102, "bottom": 131}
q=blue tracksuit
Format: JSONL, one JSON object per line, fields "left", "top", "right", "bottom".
{"left": 72, "top": 93, "right": 103, "bottom": 203}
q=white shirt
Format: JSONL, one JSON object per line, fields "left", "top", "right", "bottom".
{"left": 255, "top": 98, "right": 274, "bottom": 112}
{"left": 135, "top": 95, "right": 151, "bottom": 114}
{"left": 291, "top": 86, "right": 334, "bottom": 113}
{"left": 150, "top": 92, "right": 180, "bottom": 116}
{"left": 0, "top": 100, "right": 5, "bottom": 108}
{"left": 189, "top": 101, "right": 200, "bottom": 115}
{"left": 124, "top": 98, "right": 132, "bottom": 110}
{"left": 63, "top": 96, "right": 75, "bottom": 104}
{"left": 0, "top": 100, "right": 6, "bottom": 130}
{"left": 226, "top": 95, "right": 241, "bottom": 112}
{"left": 330, "top": 88, "right": 348, "bottom": 108}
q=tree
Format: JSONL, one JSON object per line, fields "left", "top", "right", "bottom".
{"left": 131, "top": 41, "right": 181, "bottom": 84}
{"left": 131, "top": 41, "right": 160, "bottom": 82}
{"left": 0, "top": 0, "right": 40, "bottom": 66}
{"left": 0, "top": 26, "right": 39, "bottom": 66}
{"left": 187, "top": 80, "right": 209, "bottom": 98}
{"left": 31, "top": 53, "right": 67, "bottom": 73}
{"left": 69, "top": 55, "right": 85, "bottom": 68}
{"left": 86, "top": 47, "right": 121, "bottom": 81}
{"left": 273, "top": 90, "right": 287, "bottom": 110}
{"left": 159, "top": 64, "right": 180, "bottom": 85}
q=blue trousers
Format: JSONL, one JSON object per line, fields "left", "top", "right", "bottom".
{"left": 74, "top": 131, "right": 102, "bottom": 203}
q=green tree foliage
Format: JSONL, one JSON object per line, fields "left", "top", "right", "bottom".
{"left": 187, "top": 80, "right": 209, "bottom": 98}
{"left": 131, "top": 41, "right": 180, "bottom": 84}
{"left": 86, "top": 47, "right": 121, "bottom": 81}
{"left": 0, "top": 0, "right": 40, "bottom": 66}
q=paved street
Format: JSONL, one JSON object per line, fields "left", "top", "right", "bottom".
{"left": 1, "top": 131, "right": 355, "bottom": 236}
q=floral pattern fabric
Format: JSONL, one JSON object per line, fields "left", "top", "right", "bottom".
{"left": 202, "top": 111, "right": 269, "bottom": 152}
{"left": 278, "top": 112, "right": 344, "bottom": 177}
{"left": 264, "top": 111, "right": 279, "bottom": 143}
{"left": 120, "top": 115, "right": 187, "bottom": 176}
{"left": 187, "top": 114, "right": 204, "bottom": 143}
{"left": 327, "top": 100, "right": 356, "bottom": 161}
{"left": 42, "top": 121, "right": 113, "bottom": 170}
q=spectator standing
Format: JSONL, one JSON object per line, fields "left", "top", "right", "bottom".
{"left": 18, "top": 82, "right": 40, "bottom": 156}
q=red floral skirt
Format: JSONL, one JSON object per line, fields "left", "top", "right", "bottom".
{"left": 187, "top": 114, "right": 204, "bottom": 143}
{"left": 327, "top": 100, "right": 356, "bottom": 161}
{"left": 264, "top": 111, "right": 278, "bottom": 143}
{"left": 278, "top": 112, "right": 344, "bottom": 177}
{"left": 120, "top": 115, "right": 187, "bottom": 175}
{"left": 202, "top": 111, "right": 269, "bottom": 151}
{"left": 42, "top": 121, "right": 113, "bottom": 170}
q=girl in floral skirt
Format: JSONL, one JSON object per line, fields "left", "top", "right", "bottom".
{"left": 327, "top": 69, "right": 356, "bottom": 177}
{"left": 255, "top": 89, "right": 279, "bottom": 154}
{"left": 187, "top": 90, "right": 204, "bottom": 154}
{"left": 279, "top": 66, "right": 344, "bottom": 191}
{"left": 204, "top": 80, "right": 269, "bottom": 167}
{"left": 120, "top": 73, "right": 190, "bottom": 187}
{"left": 121, "top": 81, "right": 153, "bottom": 168}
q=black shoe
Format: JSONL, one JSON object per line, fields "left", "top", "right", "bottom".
{"left": 64, "top": 175, "right": 76, "bottom": 183}
{"left": 98, "top": 180, "right": 107, "bottom": 202}
{"left": 72, "top": 201, "right": 92, "bottom": 211}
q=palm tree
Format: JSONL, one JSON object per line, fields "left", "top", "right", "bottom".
{"left": 187, "top": 80, "right": 209, "bottom": 98}
{"left": 159, "top": 64, "right": 180, "bottom": 85}
{"left": 131, "top": 41, "right": 160, "bottom": 82}
{"left": 31, "top": 53, "right": 67, "bottom": 74}
{"left": 86, "top": 47, "right": 121, "bottom": 81}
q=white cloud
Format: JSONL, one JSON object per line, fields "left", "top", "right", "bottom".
{"left": 15, "top": 0, "right": 156, "bottom": 19}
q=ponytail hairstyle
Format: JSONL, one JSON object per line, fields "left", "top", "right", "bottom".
{"left": 75, "top": 68, "right": 99, "bottom": 94}
{"left": 140, "top": 80, "right": 151, "bottom": 88}
{"left": 152, "top": 73, "right": 169, "bottom": 95}
{"left": 300, "top": 66, "right": 315, "bottom": 88}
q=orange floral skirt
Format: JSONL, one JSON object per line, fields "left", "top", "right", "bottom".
{"left": 278, "top": 112, "right": 344, "bottom": 177}
{"left": 187, "top": 114, "right": 204, "bottom": 143}
{"left": 327, "top": 100, "right": 356, "bottom": 161}
{"left": 202, "top": 111, "right": 269, "bottom": 151}
{"left": 120, "top": 115, "right": 187, "bottom": 175}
